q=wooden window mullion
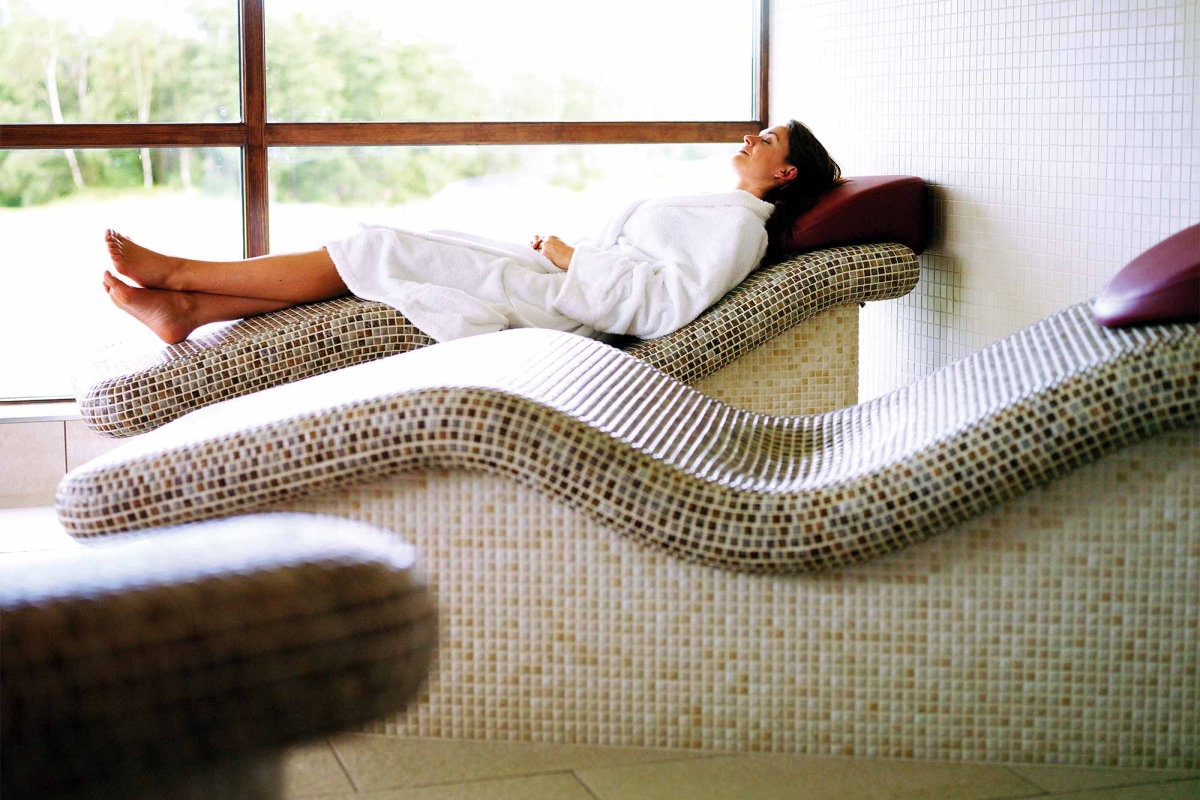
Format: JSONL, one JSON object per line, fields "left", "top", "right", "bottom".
{"left": 0, "top": 124, "right": 245, "bottom": 148}
{"left": 240, "top": 0, "right": 269, "bottom": 257}
{"left": 1, "top": 0, "right": 771, "bottom": 256}
{"left": 264, "top": 121, "right": 760, "bottom": 147}
{"left": 757, "top": 0, "right": 770, "bottom": 126}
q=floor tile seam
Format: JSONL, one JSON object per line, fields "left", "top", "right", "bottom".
{"left": 314, "top": 741, "right": 1199, "bottom": 785}
{"left": 325, "top": 736, "right": 361, "bottom": 793}
{"left": 327, "top": 753, "right": 741, "bottom": 795}
{"left": 1034, "top": 776, "right": 1200, "bottom": 799}
{"left": 982, "top": 787, "right": 1050, "bottom": 800}
{"left": 535, "top": 759, "right": 1195, "bottom": 800}
{"left": 1030, "top": 775, "right": 1200, "bottom": 794}
{"left": 343, "top": 767, "right": 593, "bottom": 794}
{"left": 281, "top": 776, "right": 1200, "bottom": 800}
{"left": 835, "top": 759, "right": 1200, "bottom": 779}
{"left": 999, "top": 764, "right": 1052, "bottom": 796}
{"left": 960, "top": 767, "right": 1200, "bottom": 797}
{"left": 570, "top": 770, "right": 604, "bottom": 800}
{"left": 0, "top": 546, "right": 82, "bottom": 557}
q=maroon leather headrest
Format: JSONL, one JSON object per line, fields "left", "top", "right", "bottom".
{"left": 1093, "top": 224, "right": 1200, "bottom": 328}
{"left": 784, "top": 175, "right": 927, "bottom": 255}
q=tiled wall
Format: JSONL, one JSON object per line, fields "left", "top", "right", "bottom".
{"left": 0, "top": 420, "right": 121, "bottom": 508}
{"left": 770, "top": 0, "right": 1198, "bottom": 398}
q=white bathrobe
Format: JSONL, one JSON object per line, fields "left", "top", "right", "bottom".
{"left": 326, "top": 190, "right": 773, "bottom": 343}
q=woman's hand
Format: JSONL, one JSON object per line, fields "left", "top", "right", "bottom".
{"left": 531, "top": 234, "right": 574, "bottom": 271}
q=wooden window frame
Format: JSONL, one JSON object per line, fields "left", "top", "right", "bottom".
{"left": 1, "top": 0, "right": 769, "bottom": 259}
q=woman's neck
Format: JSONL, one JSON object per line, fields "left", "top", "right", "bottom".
{"left": 734, "top": 178, "right": 773, "bottom": 200}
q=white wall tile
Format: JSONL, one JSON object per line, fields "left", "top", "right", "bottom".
{"left": 0, "top": 422, "right": 66, "bottom": 507}
{"left": 65, "top": 420, "right": 123, "bottom": 472}
{"left": 769, "top": 0, "right": 1198, "bottom": 399}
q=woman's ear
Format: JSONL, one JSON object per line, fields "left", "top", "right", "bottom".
{"left": 776, "top": 165, "right": 798, "bottom": 184}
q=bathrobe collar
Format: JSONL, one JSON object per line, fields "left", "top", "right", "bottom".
{"left": 640, "top": 190, "right": 775, "bottom": 222}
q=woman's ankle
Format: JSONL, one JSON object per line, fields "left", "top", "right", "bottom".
{"left": 161, "top": 257, "right": 196, "bottom": 292}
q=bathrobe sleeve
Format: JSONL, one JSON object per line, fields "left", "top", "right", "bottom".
{"left": 551, "top": 193, "right": 773, "bottom": 339}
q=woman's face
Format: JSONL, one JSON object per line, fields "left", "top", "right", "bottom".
{"left": 732, "top": 125, "right": 794, "bottom": 187}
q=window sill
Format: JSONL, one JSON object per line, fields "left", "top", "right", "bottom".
{"left": 0, "top": 402, "right": 82, "bottom": 424}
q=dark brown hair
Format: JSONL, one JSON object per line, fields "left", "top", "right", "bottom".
{"left": 763, "top": 120, "right": 844, "bottom": 262}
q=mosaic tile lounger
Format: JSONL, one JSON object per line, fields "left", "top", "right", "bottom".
{"left": 77, "top": 241, "right": 919, "bottom": 438}
{"left": 55, "top": 301, "right": 1199, "bottom": 766}
{"left": 56, "top": 303, "right": 1200, "bottom": 566}
{"left": 1, "top": 514, "right": 436, "bottom": 800}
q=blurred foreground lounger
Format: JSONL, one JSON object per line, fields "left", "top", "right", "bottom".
{"left": 1, "top": 514, "right": 436, "bottom": 800}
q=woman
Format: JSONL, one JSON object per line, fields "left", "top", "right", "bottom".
{"left": 103, "top": 121, "right": 842, "bottom": 345}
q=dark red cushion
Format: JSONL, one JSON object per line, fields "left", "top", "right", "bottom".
{"left": 784, "top": 176, "right": 927, "bottom": 255}
{"left": 1093, "top": 224, "right": 1200, "bottom": 328}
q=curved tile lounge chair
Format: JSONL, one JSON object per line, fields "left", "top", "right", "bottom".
{"left": 54, "top": 297, "right": 1199, "bottom": 766}
{"left": 78, "top": 242, "right": 918, "bottom": 438}
{"left": 51, "top": 297, "right": 1195, "bottom": 767}
{"left": 56, "top": 304, "right": 1200, "bottom": 564}
{"left": 1, "top": 514, "right": 437, "bottom": 800}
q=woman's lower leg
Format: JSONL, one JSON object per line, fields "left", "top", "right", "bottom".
{"left": 172, "top": 248, "right": 349, "bottom": 302}
{"left": 104, "top": 271, "right": 297, "bottom": 344}
{"left": 106, "top": 230, "right": 349, "bottom": 303}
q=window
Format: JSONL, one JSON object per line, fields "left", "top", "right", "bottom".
{"left": 0, "top": 0, "right": 767, "bottom": 401}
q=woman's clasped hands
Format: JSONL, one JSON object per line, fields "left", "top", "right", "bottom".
{"left": 530, "top": 234, "right": 574, "bottom": 271}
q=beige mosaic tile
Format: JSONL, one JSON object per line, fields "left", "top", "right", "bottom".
{"left": 60, "top": 306, "right": 1200, "bottom": 576}
{"left": 281, "top": 739, "right": 355, "bottom": 798}
{"left": 305, "top": 427, "right": 1196, "bottom": 767}
{"left": 693, "top": 304, "right": 858, "bottom": 415}
{"left": 575, "top": 754, "right": 1041, "bottom": 800}
{"left": 623, "top": 243, "right": 916, "bottom": 387}
{"left": 329, "top": 733, "right": 703, "bottom": 793}
{"left": 76, "top": 296, "right": 436, "bottom": 439}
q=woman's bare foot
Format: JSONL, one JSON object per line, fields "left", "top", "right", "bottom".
{"left": 103, "top": 271, "right": 198, "bottom": 344}
{"left": 105, "top": 229, "right": 184, "bottom": 290}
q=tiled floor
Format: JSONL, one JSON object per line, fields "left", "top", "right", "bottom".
{"left": 4, "top": 506, "right": 1198, "bottom": 800}
{"left": 283, "top": 734, "right": 1199, "bottom": 800}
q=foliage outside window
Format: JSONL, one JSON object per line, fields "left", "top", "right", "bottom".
{"left": 0, "top": 0, "right": 763, "bottom": 400}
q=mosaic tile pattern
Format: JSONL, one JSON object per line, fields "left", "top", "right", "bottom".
{"left": 58, "top": 304, "right": 1197, "bottom": 570}
{"left": 622, "top": 243, "right": 916, "bottom": 384}
{"left": 693, "top": 304, "right": 858, "bottom": 415}
{"left": 772, "top": 0, "right": 1200, "bottom": 400}
{"left": 76, "top": 296, "right": 437, "bottom": 439}
{"left": 0, "top": 514, "right": 437, "bottom": 799}
{"left": 52, "top": 309, "right": 1199, "bottom": 767}
{"left": 297, "top": 434, "right": 1196, "bottom": 767}
{"left": 77, "top": 243, "right": 918, "bottom": 438}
